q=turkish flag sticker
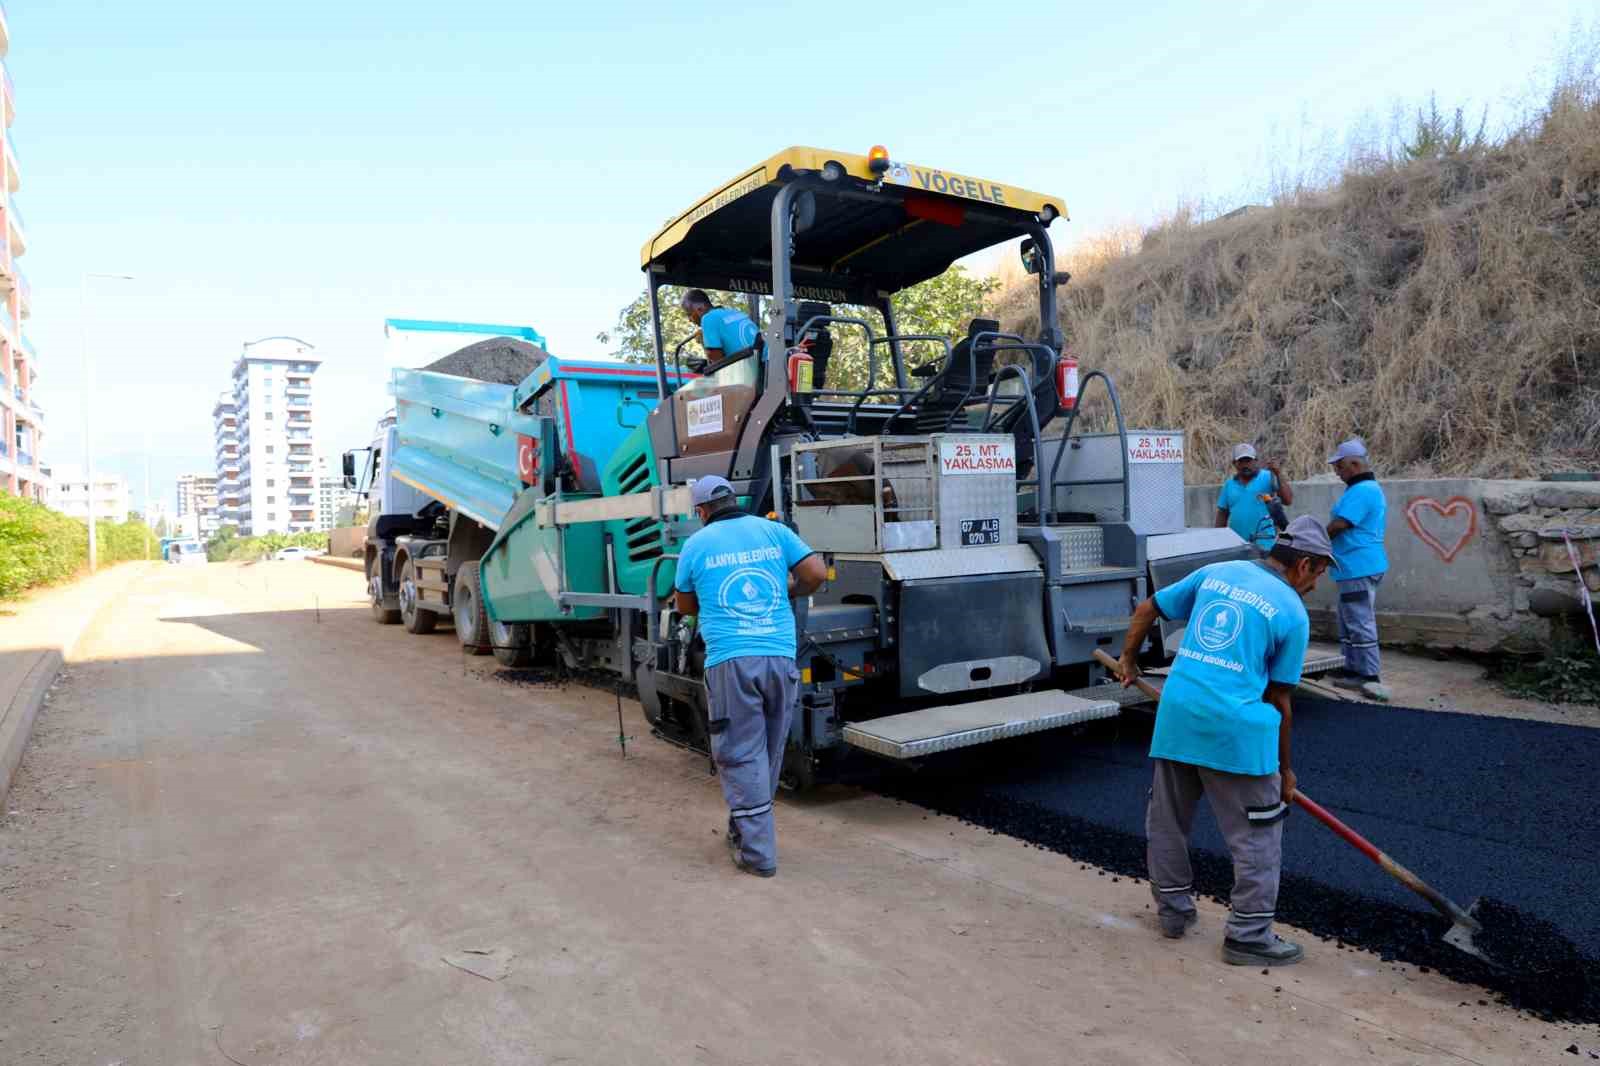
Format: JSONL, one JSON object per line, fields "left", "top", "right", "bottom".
{"left": 517, "top": 434, "right": 539, "bottom": 484}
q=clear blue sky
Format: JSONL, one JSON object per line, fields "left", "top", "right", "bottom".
{"left": 12, "top": 0, "right": 1591, "bottom": 514}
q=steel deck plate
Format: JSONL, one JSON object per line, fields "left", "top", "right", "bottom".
{"left": 842, "top": 691, "right": 1119, "bottom": 760}
{"left": 1303, "top": 644, "right": 1343, "bottom": 676}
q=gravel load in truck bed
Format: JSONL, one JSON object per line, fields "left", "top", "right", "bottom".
{"left": 420, "top": 337, "right": 549, "bottom": 385}
{"left": 873, "top": 697, "right": 1600, "bottom": 1022}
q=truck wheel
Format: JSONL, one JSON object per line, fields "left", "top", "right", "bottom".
{"left": 367, "top": 559, "right": 400, "bottom": 625}
{"left": 399, "top": 558, "right": 436, "bottom": 634}
{"left": 489, "top": 618, "right": 534, "bottom": 668}
{"left": 454, "top": 563, "right": 491, "bottom": 655}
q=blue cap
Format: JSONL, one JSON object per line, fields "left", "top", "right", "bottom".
{"left": 690, "top": 475, "right": 734, "bottom": 506}
{"left": 1278, "top": 515, "right": 1334, "bottom": 559}
{"left": 1326, "top": 437, "right": 1368, "bottom": 464}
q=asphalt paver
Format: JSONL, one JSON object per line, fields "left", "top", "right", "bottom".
{"left": 877, "top": 697, "right": 1600, "bottom": 1021}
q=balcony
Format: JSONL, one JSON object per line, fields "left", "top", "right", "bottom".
{"left": 17, "top": 270, "right": 26, "bottom": 317}
{"left": 5, "top": 201, "right": 22, "bottom": 257}
{"left": 2, "top": 61, "right": 11, "bottom": 130}
{"left": 0, "top": 7, "right": 9, "bottom": 71}
{"left": 286, "top": 394, "right": 311, "bottom": 410}
{"left": 4, "top": 130, "right": 17, "bottom": 195}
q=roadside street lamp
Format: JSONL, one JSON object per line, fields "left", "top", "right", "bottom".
{"left": 80, "top": 272, "right": 134, "bottom": 573}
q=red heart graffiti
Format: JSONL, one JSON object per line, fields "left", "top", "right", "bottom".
{"left": 1404, "top": 496, "right": 1477, "bottom": 563}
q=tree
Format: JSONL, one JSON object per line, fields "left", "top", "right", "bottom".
{"left": 597, "top": 286, "right": 753, "bottom": 367}
{"left": 596, "top": 267, "right": 1000, "bottom": 396}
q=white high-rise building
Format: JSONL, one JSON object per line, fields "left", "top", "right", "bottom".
{"left": 212, "top": 392, "right": 241, "bottom": 531}
{"left": 49, "top": 464, "right": 129, "bottom": 524}
{"left": 175, "top": 472, "right": 220, "bottom": 538}
{"left": 215, "top": 337, "right": 321, "bottom": 536}
{"left": 316, "top": 455, "right": 355, "bottom": 531}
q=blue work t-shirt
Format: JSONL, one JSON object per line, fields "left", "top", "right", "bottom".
{"left": 1149, "top": 560, "right": 1310, "bottom": 776}
{"left": 700, "top": 307, "right": 761, "bottom": 356}
{"left": 1330, "top": 475, "right": 1388, "bottom": 581}
{"left": 1217, "top": 469, "right": 1281, "bottom": 550}
{"left": 674, "top": 513, "right": 816, "bottom": 668}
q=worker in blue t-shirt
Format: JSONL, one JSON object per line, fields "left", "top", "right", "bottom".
{"left": 1117, "top": 515, "right": 1333, "bottom": 968}
{"left": 1324, "top": 437, "right": 1390, "bottom": 699}
{"left": 1215, "top": 443, "right": 1294, "bottom": 551}
{"left": 681, "top": 289, "right": 762, "bottom": 367}
{"left": 674, "top": 475, "right": 826, "bottom": 878}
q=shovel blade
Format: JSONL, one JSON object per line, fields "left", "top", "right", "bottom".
{"left": 1441, "top": 898, "right": 1501, "bottom": 968}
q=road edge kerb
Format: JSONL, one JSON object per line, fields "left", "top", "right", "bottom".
{"left": 311, "top": 555, "right": 364, "bottom": 572}
{"left": 0, "top": 564, "right": 152, "bottom": 808}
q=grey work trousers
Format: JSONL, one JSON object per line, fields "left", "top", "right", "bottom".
{"left": 1146, "top": 758, "right": 1288, "bottom": 946}
{"left": 705, "top": 655, "right": 798, "bottom": 873}
{"left": 1336, "top": 573, "right": 1384, "bottom": 678}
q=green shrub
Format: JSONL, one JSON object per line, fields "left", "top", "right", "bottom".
{"left": 1490, "top": 632, "right": 1600, "bottom": 706}
{"left": 0, "top": 494, "right": 157, "bottom": 599}
{"left": 205, "top": 527, "right": 329, "bottom": 562}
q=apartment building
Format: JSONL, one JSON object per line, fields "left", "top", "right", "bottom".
{"left": 0, "top": 12, "right": 46, "bottom": 504}
{"left": 212, "top": 392, "right": 241, "bottom": 530}
{"left": 214, "top": 337, "right": 321, "bottom": 536}
{"left": 50, "top": 465, "right": 130, "bottom": 524}
{"left": 176, "top": 472, "right": 220, "bottom": 538}
{"left": 316, "top": 456, "right": 355, "bottom": 531}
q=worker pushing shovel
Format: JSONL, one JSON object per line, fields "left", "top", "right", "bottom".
{"left": 1117, "top": 515, "right": 1334, "bottom": 966}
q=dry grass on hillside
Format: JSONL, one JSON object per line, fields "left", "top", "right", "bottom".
{"left": 997, "top": 82, "right": 1600, "bottom": 482}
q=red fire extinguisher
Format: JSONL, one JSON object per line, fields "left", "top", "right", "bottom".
{"left": 787, "top": 339, "right": 815, "bottom": 394}
{"left": 1056, "top": 351, "right": 1080, "bottom": 411}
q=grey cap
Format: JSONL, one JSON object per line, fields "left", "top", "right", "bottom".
{"left": 1231, "top": 442, "right": 1257, "bottom": 461}
{"left": 690, "top": 475, "right": 735, "bottom": 506}
{"left": 1278, "top": 514, "right": 1333, "bottom": 559}
{"left": 1326, "top": 437, "right": 1368, "bottom": 464}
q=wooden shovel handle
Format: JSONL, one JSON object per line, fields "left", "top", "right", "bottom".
{"left": 1093, "top": 648, "right": 1163, "bottom": 701}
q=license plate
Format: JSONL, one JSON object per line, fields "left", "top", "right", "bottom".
{"left": 960, "top": 517, "right": 1000, "bottom": 546}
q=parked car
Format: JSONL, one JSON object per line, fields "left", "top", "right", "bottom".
{"left": 169, "top": 540, "right": 208, "bottom": 566}
{"left": 273, "top": 546, "right": 320, "bottom": 561}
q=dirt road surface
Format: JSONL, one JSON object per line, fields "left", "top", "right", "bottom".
{"left": 0, "top": 562, "right": 1587, "bottom": 1064}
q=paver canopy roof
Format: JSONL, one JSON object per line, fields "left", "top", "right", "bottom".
{"left": 641, "top": 146, "right": 1068, "bottom": 297}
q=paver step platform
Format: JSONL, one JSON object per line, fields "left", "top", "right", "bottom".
{"left": 843, "top": 690, "right": 1120, "bottom": 760}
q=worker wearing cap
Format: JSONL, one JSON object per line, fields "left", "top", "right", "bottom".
{"left": 1215, "top": 444, "right": 1294, "bottom": 552}
{"left": 1324, "top": 437, "right": 1389, "bottom": 696}
{"left": 681, "top": 289, "right": 762, "bottom": 367}
{"left": 1118, "top": 515, "right": 1333, "bottom": 967}
{"left": 674, "top": 475, "right": 827, "bottom": 877}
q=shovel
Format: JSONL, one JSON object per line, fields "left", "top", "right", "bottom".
{"left": 1090, "top": 649, "right": 1499, "bottom": 966}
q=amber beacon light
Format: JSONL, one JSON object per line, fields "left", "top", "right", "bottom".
{"left": 867, "top": 145, "right": 891, "bottom": 176}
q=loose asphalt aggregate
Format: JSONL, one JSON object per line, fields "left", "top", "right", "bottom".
{"left": 421, "top": 337, "right": 549, "bottom": 384}
{"left": 873, "top": 697, "right": 1600, "bottom": 1022}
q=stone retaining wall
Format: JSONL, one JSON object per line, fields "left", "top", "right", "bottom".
{"left": 1183, "top": 479, "right": 1600, "bottom": 653}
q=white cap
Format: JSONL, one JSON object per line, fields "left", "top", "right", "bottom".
{"left": 1326, "top": 437, "right": 1369, "bottom": 464}
{"left": 1231, "top": 443, "right": 1257, "bottom": 462}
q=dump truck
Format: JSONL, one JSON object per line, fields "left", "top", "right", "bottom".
{"left": 348, "top": 146, "right": 1337, "bottom": 788}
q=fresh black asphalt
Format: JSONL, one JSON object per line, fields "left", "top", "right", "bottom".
{"left": 873, "top": 697, "right": 1600, "bottom": 1022}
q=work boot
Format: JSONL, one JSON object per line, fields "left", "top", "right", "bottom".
{"left": 1361, "top": 680, "right": 1392, "bottom": 702}
{"left": 1160, "top": 910, "right": 1199, "bottom": 940}
{"left": 1328, "top": 672, "right": 1367, "bottom": 691}
{"left": 1331, "top": 672, "right": 1382, "bottom": 695}
{"left": 732, "top": 852, "right": 776, "bottom": 878}
{"left": 1222, "top": 935, "right": 1304, "bottom": 967}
